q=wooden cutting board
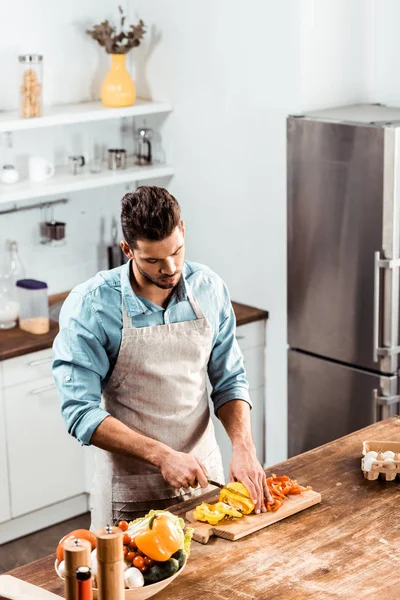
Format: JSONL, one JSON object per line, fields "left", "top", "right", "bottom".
{"left": 0, "top": 575, "right": 63, "bottom": 599}
{"left": 186, "top": 490, "right": 322, "bottom": 544}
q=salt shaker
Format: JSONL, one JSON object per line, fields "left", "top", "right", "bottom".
{"left": 96, "top": 525, "right": 125, "bottom": 600}
{"left": 64, "top": 538, "right": 91, "bottom": 600}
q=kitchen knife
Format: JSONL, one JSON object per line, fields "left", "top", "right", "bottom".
{"left": 207, "top": 479, "right": 253, "bottom": 500}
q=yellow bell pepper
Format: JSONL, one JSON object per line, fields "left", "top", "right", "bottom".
{"left": 134, "top": 513, "right": 182, "bottom": 561}
{"left": 193, "top": 502, "right": 243, "bottom": 525}
{"left": 218, "top": 482, "right": 255, "bottom": 515}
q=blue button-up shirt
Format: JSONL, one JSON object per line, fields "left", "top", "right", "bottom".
{"left": 52, "top": 260, "right": 251, "bottom": 446}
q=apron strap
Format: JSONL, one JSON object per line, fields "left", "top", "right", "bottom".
{"left": 122, "top": 302, "right": 133, "bottom": 329}
{"left": 187, "top": 290, "right": 205, "bottom": 320}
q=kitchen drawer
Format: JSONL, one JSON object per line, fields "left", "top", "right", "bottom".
{"left": 236, "top": 321, "right": 266, "bottom": 352}
{"left": 4, "top": 376, "right": 85, "bottom": 518}
{"left": 3, "top": 349, "right": 53, "bottom": 389}
{"left": 242, "top": 345, "right": 265, "bottom": 390}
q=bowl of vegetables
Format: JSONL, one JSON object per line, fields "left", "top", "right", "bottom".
{"left": 55, "top": 510, "right": 192, "bottom": 599}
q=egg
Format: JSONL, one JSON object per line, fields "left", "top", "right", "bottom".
{"left": 364, "top": 451, "right": 378, "bottom": 460}
{"left": 58, "top": 560, "right": 65, "bottom": 578}
{"left": 383, "top": 450, "right": 395, "bottom": 460}
{"left": 124, "top": 567, "right": 144, "bottom": 589}
{"left": 363, "top": 456, "right": 376, "bottom": 472}
{"left": 90, "top": 549, "right": 98, "bottom": 576}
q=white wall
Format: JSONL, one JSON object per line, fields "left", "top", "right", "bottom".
{"left": 299, "top": 0, "right": 373, "bottom": 109}
{"left": 370, "top": 0, "right": 400, "bottom": 105}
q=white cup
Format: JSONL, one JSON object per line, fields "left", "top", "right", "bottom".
{"left": 28, "top": 157, "right": 55, "bottom": 182}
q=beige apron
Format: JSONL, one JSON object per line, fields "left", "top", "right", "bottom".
{"left": 90, "top": 279, "right": 225, "bottom": 530}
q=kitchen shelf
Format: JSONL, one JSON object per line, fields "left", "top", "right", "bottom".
{"left": 0, "top": 162, "right": 174, "bottom": 204}
{"left": 0, "top": 98, "right": 172, "bottom": 133}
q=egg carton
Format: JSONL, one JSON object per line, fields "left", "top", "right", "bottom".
{"left": 361, "top": 440, "right": 400, "bottom": 481}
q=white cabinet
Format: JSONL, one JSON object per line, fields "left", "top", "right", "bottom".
{"left": 4, "top": 375, "right": 85, "bottom": 517}
{"left": 3, "top": 349, "right": 53, "bottom": 388}
{"left": 0, "top": 368, "right": 11, "bottom": 524}
{"left": 211, "top": 319, "right": 267, "bottom": 479}
{"left": 0, "top": 349, "right": 87, "bottom": 540}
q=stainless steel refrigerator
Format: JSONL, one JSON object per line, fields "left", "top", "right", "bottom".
{"left": 287, "top": 104, "right": 400, "bottom": 457}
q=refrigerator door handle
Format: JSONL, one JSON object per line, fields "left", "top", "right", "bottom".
{"left": 373, "top": 251, "right": 400, "bottom": 361}
{"left": 373, "top": 251, "right": 381, "bottom": 362}
{"left": 373, "top": 388, "right": 400, "bottom": 421}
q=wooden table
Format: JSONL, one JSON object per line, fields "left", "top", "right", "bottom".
{"left": 6, "top": 418, "right": 400, "bottom": 599}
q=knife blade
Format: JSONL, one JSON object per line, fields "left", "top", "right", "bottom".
{"left": 207, "top": 479, "right": 253, "bottom": 500}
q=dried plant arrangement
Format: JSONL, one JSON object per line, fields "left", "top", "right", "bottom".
{"left": 87, "top": 5, "right": 146, "bottom": 55}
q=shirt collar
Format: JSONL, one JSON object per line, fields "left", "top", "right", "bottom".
{"left": 121, "top": 259, "right": 189, "bottom": 317}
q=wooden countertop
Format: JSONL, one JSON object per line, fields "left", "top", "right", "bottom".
{"left": 6, "top": 418, "right": 400, "bottom": 599}
{"left": 0, "top": 294, "right": 268, "bottom": 362}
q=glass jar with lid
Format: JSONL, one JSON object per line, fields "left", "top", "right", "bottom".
{"left": 19, "top": 54, "right": 43, "bottom": 118}
{"left": 16, "top": 279, "right": 49, "bottom": 335}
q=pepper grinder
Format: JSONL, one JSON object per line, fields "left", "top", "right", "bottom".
{"left": 64, "top": 538, "right": 92, "bottom": 600}
{"left": 96, "top": 525, "right": 125, "bottom": 600}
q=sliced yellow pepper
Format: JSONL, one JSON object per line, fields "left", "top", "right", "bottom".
{"left": 193, "top": 501, "right": 243, "bottom": 525}
{"left": 218, "top": 482, "right": 255, "bottom": 515}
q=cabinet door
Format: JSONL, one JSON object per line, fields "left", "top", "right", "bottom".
{"left": 0, "top": 382, "right": 11, "bottom": 524}
{"left": 241, "top": 346, "right": 265, "bottom": 391}
{"left": 236, "top": 321, "right": 266, "bottom": 352}
{"left": 5, "top": 376, "right": 85, "bottom": 518}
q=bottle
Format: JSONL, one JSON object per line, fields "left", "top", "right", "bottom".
{"left": 0, "top": 240, "right": 25, "bottom": 329}
{"left": 76, "top": 566, "right": 93, "bottom": 600}
{"left": 96, "top": 525, "right": 125, "bottom": 600}
{"left": 6, "top": 240, "right": 25, "bottom": 283}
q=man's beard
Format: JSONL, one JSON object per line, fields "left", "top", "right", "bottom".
{"left": 135, "top": 260, "right": 182, "bottom": 290}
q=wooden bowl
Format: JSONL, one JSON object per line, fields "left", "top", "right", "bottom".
{"left": 55, "top": 558, "right": 186, "bottom": 600}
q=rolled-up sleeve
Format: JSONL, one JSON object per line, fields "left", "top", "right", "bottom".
{"left": 52, "top": 291, "right": 111, "bottom": 445}
{"left": 208, "top": 283, "right": 251, "bottom": 415}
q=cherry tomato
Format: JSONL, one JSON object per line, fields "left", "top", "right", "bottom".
{"left": 56, "top": 529, "right": 96, "bottom": 562}
{"left": 136, "top": 549, "right": 145, "bottom": 557}
{"left": 133, "top": 556, "right": 144, "bottom": 569}
{"left": 126, "top": 552, "right": 136, "bottom": 563}
{"left": 139, "top": 565, "right": 147, "bottom": 573}
{"left": 117, "top": 520, "right": 129, "bottom": 532}
{"left": 123, "top": 534, "right": 131, "bottom": 545}
{"left": 123, "top": 546, "right": 128, "bottom": 556}
{"left": 144, "top": 557, "right": 154, "bottom": 567}
{"left": 129, "top": 538, "right": 137, "bottom": 551}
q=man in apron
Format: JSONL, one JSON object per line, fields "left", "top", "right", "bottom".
{"left": 53, "top": 186, "right": 271, "bottom": 530}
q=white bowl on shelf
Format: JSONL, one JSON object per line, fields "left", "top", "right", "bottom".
{"left": 55, "top": 557, "right": 186, "bottom": 600}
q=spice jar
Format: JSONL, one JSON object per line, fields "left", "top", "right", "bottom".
{"left": 16, "top": 278, "right": 49, "bottom": 335}
{"left": 19, "top": 54, "right": 43, "bottom": 118}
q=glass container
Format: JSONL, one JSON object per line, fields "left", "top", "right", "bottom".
{"left": 0, "top": 240, "right": 25, "bottom": 328}
{"left": 19, "top": 54, "right": 43, "bottom": 118}
{"left": 16, "top": 278, "right": 49, "bottom": 335}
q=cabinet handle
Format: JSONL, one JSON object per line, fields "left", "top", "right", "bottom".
{"left": 30, "top": 383, "right": 56, "bottom": 395}
{"left": 28, "top": 357, "right": 52, "bottom": 367}
{"left": 236, "top": 336, "right": 245, "bottom": 340}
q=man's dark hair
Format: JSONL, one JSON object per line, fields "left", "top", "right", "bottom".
{"left": 121, "top": 186, "right": 181, "bottom": 248}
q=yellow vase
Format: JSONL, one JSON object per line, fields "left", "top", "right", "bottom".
{"left": 101, "top": 54, "right": 136, "bottom": 108}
